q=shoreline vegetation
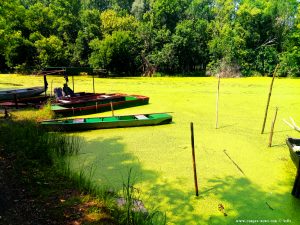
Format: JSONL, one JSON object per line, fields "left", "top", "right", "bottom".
{"left": 1, "top": 1, "right": 300, "bottom": 77}
{"left": 0, "top": 118, "right": 166, "bottom": 225}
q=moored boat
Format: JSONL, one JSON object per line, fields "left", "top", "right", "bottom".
{"left": 286, "top": 137, "right": 300, "bottom": 169}
{"left": 286, "top": 137, "right": 300, "bottom": 198}
{"left": 51, "top": 94, "right": 149, "bottom": 117}
{"left": 40, "top": 113, "right": 172, "bottom": 131}
{"left": 0, "top": 75, "right": 48, "bottom": 101}
{"left": 0, "top": 86, "right": 47, "bottom": 101}
{"left": 55, "top": 93, "right": 126, "bottom": 107}
{"left": 0, "top": 95, "right": 50, "bottom": 108}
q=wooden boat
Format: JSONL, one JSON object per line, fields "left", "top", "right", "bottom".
{"left": 286, "top": 137, "right": 300, "bottom": 198}
{"left": 51, "top": 94, "right": 149, "bottom": 117}
{"left": 55, "top": 93, "right": 126, "bottom": 107}
{"left": 0, "top": 95, "right": 50, "bottom": 109}
{"left": 0, "top": 86, "right": 47, "bottom": 101}
{"left": 40, "top": 113, "right": 172, "bottom": 131}
{"left": 286, "top": 137, "right": 300, "bottom": 169}
{"left": 0, "top": 75, "right": 48, "bottom": 101}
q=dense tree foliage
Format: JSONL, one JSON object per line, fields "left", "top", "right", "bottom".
{"left": 0, "top": 0, "right": 299, "bottom": 76}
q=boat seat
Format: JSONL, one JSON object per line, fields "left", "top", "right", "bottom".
{"left": 73, "top": 118, "right": 85, "bottom": 123}
{"left": 135, "top": 115, "right": 148, "bottom": 120}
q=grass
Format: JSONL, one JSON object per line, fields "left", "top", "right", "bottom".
{"left": 1, "top": 74, "right": 300, "bottom": 224}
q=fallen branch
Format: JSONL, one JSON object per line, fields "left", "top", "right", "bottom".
{"left": 283, "top": 117, "right": 300, "bottom": 132}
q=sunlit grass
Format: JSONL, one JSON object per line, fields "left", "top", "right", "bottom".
{"left": 1, "top": 74, "right": 300, "bottom": 224}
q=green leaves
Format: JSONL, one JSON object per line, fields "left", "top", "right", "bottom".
{"left": 0, "top": 0, "right": 299, "bottom": 76}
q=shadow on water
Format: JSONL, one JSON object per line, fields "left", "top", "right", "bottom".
{"left": 73, "top": 136, "right": 300, "bottom": 224}
{"left": 143, "top": 175, "right": 300, "bottom": 224}
{"left": 75, "top": 136, "right": 159, "bottom": 191}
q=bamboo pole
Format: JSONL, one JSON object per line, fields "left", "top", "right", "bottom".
{"left": 268, "top": 107, "right": 278, "bottom": 147}
{"left": 50, "top": 80, "right": 53, "bottom": 97}
{"left": 190, "top": 122, "right": 199, "bottom": 196}
{"left": 13, "top": 93, "right": 18, "bottom": 109}
{"left": 261, "top": 64, "right": 279, "bottom": 134}
{"left": 216, "top": 75, "right": 220, "bottom": 129}
{"left": 92, "top": 74, "right": 95, "bottom": 94}
{"left": 72, "top": 75, "right": 74, "bottom": 93}
{"left": 110, "top": 101, "right": 115, "bottom": 116}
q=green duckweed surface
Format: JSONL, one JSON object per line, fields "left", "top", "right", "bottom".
{"left": 1, "top": 74, "right": 300, "bottom": 224}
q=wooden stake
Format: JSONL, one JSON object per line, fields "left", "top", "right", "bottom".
{"left": 50, "top": 80, "right": 53, "bottom": 97}
{"left": 92, "top": 74, "right": 95, "bottom": 94}
{"left": 72, "top": 75, "right": 74, "bottom": 93}
{"left": 13, "top": 93, "right": 18, "bottom": 109}
{"left": 216, "top": 75, "right": 220, "bottom": 129}
{"left": 190, "top": 122, "right": 199, "bottom": 196}
{"left": 110, "top": 101, "right": 115, "bottom": 116}
{"left": 268, "top": 107, "right": 278, "bottom": 147}
{"left": 43, "top": 74, "right": 48, "bottom": 97}
{"left": 261, "top": 64, "right": 279, "bottom": 134}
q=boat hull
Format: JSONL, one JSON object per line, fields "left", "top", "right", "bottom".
{"left": 286, "top": 138, "right": 300, "bottom": 169}
{"left": 0, "top": 86, "right": 46, "bottom": 101}
{"left": 286, "top": 137, "right": 300, "bottom": 198}
{"left": 40, "top": 113, "right": 172, "bottom": 131}
{"left": 51, "top": 94, "right": 149, "bottom": 117}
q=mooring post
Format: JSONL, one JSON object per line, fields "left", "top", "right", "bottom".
{"left": 110, "top": 101, "right": 114, "bottom": 116}
{"left": 268, "top": 107, "right": 278, "bottom": 147}
{"left": 190, "top": 122, "right": 199, "bottom": 196}
{"left": 72, "top": 75, "right": 74, "bottom": 93}
{"left": 92, "top": 74, "right": 95, "bottom": 94}
{"left": 13, "top": 93, "right": 18, "bottom": 109}
{"left": 261, "top": 64, "right": 279, "bottom": 134}
{"left": 216, "top": 75, "right": 220, "bottom": 129}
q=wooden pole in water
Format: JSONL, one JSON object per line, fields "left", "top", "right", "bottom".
{"left": 190, "top": 122, "right": 199, "bottom": 196}
{"left": 13, "top": 93, "right": 18, "bottom": 109}
{"left": 261, "top": 64, "right": 279, "bottom": 134}
{"left": 72, "top": 75, "right": 74, "bottom": 93}
{"left": 110, "top": 101, "right": 115, "bottom": 116}
{"left": 50, "top": 80, "right": 53, "bottom": 97}
{"left": 216, "top": 75, "right": 220, "bottom": 129}
{"left": 92, "top": 74, "right": 95, "bottom": 94}
{"left": 268, "top": 107, "right": 278, "bottom": 147}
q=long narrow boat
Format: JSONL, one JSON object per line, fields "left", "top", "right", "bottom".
{"left": 0, "top": 86, "right": 47, "bottom": 101}
{"left": 286, "top": 137, "right": 300, "bottom": 169}
{"left": 55, "top": 93, "right": 126, "bottom": 107}
{"left": 51, "top": 94, "right": 149, "bottom": 117}
{"left": 0, "top": 75, "right": 48, "bottom": 101}
{"left": 0, "top": 95, "right": 50, "bottom": 108}
{"left": 40, "top": 113, "right": 172, "bottom": 131}
{"left": 286, "top": 137, "right": 300, "bottom": 198}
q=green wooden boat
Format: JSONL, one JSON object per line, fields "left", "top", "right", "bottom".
{"left": 40, "top": 113, "right": 172, "bottom": 131}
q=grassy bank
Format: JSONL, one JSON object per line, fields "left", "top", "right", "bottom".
{"left": 0, "top": 118, "right": 166, "bottom": 224}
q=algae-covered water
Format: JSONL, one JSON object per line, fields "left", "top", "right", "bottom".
{"left": 1, "top": 74, "right": 300, "bottom": 224}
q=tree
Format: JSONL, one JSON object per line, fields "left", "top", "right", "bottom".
{"left": 72, "top": 9, "right": 102, "bottom": 66}
{"left": 208, "top": 0, "right": 245, "bottom": 76}
{"left": 147, "top": 0, "right": 189, "bottom": 31}
{"left": 24, "top": 2, "right": 54, "bottom": 37}
{"left": 131, "top": 0, "right": 146, "bottom": 20}
{"left": 34, "top": 35, "right": 69, "bottom": 67}
{"left": 279, "top": 4, "right": 300, "bottom": 77}
{"left": 100, "top": 9, "right": 138, "bottom": 35}
{"left": 89, "top": 31, "right": 139, "bottom": 74}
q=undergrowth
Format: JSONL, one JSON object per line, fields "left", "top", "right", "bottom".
{"left": 0, "top": 118, "right": 166, "bottom": 225}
